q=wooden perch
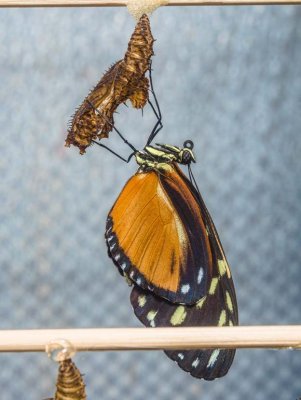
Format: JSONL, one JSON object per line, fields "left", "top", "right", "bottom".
{"left": 0, "top": 326, "right": 300, "bottom": 352}
{"left": 0, "top": 0, "right": 301, "bottom": 6}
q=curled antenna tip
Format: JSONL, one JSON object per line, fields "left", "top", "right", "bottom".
{"left": 183, "top": 140, "right": 194, "bottom": 150}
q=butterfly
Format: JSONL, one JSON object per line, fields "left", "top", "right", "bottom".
{"left": 106, "top": 142, "right": 212, "bottom": 304}
{"left": 65, "top": 14, "right": 154, "bottom": 154}
{"left": 78, "top": 58, "right": 238, "bottom": 379}
{"left": 104, "top": 138, "right": 238, "bottom": 379}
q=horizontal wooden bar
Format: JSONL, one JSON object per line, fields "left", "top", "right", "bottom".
{"left": 0, "top": 0, "right": 300, "bottom": 7}
{"left": 0, "top": 326, "right": 300, "bottom": 352}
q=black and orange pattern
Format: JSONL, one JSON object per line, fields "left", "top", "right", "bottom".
{"left": 105, "top": 142, "right": 238, "bottom": 379}
{"left": 106, "top": 164, "right": 212, "bottom": 304}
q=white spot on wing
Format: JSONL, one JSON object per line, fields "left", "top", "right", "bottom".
{"left": 137, "top": 278, "right": 142, "bottom": 285}
{"left": 147, "top": 310, "right": 158, "bottom": 328}
{"left": 192, "top": 358, "right": 200, "bottom": 368}
{"left": 196, "top": 297, "right": 206, "bottom": 309}
{"left": 170, "top": 306, "right": 187, "bottom": 326}
{"left": 178, "top": 353, "right": 184, "bottom": 360}
{"left": 226, "top": 291, "right": 234, "bottom": 313}
{"left": 197, "top": 267, "right": 204, "bottom": 284}
{"left": 209, "top": 277, "right": 219, "bottom": 295}
{"left": 181, "top": 284, "right": 190, "bottom": 294}
{"left": 218, "top": 310, "right": 227, "bottom": 326}
{"left": 207, "top": 349, "right": 220, "bottom": 369}
{"left": 121, "top": 262, "right": 127, "bottom": 270}
{"left": 107, "top": 236, "right": 114, "bottom": 243}
{"left": 109, "top": 243, "right": 116, "bottom": 251}
{"left": 115, "top": 253, "right": 121, "bottom": 261}
{"left": 138, "top": 295, "right": 146, "bottom": 307}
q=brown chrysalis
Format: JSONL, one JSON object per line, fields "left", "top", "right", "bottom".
{"left": 52, "top": 358, "right": 86, "bottom": 400}
{"left": 65, "top": 14, "right": 154, "bottom": 154}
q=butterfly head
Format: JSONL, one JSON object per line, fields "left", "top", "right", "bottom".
{"left": 178, "top": 140, "right": 196, "bottom": 165}
{"left": 135, "top": 140, "right": 196, "bottom": 170}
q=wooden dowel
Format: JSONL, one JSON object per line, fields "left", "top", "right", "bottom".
{"left": 0, "top": 0, "right": 300, "bottom": 6}
{"left": 0, "top": 326, "right": 300, "bottom": 353}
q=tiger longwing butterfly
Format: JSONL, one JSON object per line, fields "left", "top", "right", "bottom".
{"left": 104, "top": 137, "right": 238, "bottom": 379}
{"left": 74, "top": 56, "right": 239, "bottom": 379}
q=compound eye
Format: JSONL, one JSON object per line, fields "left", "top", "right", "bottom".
{"left": 183, "top": 140, "right": 194, "bottom": 150}
{"left": 182, "top": 150, "right": 193, "bottom": 164}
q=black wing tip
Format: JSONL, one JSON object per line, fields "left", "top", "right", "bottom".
{"left": 165, "top": 349, "right": 236, "bottom": 381}
{"left": 131, "top": 285, "right": 237, "bottom": 381}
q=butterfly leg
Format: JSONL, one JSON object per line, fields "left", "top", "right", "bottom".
{"left": 148, "top": 61, "right": 162, "bottom": 122}
{"left": 127, "top": 151, "right": 136, "bottom": 162}
{"left": 92, "top": 140, "right": 136, "bottom": 164}
{"left": 147, "top": 100, "right": 163, "bottom": 145}
{"left": 146, "top": 62, "right": 163, "bottom": 145}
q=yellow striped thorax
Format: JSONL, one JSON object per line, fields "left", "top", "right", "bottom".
{"left": 135, "top": 141, "right": 196, "bottom": 171}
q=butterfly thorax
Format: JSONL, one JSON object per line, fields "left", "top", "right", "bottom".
{"left": 135, "top": 143, "right": 195, "bottom": 172}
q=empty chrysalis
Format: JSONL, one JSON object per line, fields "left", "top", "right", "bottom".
{"left": 45, "top": 359, "right": 86, "bottom": 400}
{"left": 65, "top": 14, "right": 154, "bottom": 154}
{"left": 54, "top": 358, "right": 87, "bottom": 400}
{"left": 45, "top": 339, "right": 86, "bottom": 400}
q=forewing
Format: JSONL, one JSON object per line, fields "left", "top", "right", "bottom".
{"left": 106, "top": 167, "right": 213, "bottom": 304}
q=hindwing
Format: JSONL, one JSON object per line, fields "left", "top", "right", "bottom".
{"left": 130, "top": 259, "right": 237, "bottom": 380}
{"left": 129, "top": 164, "right": 238, "bottom": 379}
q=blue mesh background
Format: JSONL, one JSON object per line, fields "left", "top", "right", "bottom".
{"left": 0, "top": 5, "right": 301, "bottom": 400}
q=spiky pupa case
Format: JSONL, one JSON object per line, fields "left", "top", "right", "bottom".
{"left": 65, "top": 14, "right": 154, "bottom": 154}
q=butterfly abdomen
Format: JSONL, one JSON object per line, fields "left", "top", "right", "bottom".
{"left": 106, "top": 142, "right": 238, "bottom": 379}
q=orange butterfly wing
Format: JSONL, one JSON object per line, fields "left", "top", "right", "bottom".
{"left": 106, "top": 164, "right": 213, "bottom": 304}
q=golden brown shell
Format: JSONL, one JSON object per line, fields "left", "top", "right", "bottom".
{"left": 65, "top": 14, "right": 154, "bottom": 154}
{"left": 54, "top": 359, "right": 86, "bottom": 400}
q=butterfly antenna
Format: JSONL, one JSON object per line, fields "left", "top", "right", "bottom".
{"left": 149, "top": 61, "right": 162, "bottom": 120}
{"left": 147, "top": 100, "right": 163, "bottom": 144}
{"left": 188, "top": 163, "right": 202, "bottom": 200}
{"left": 86, "top": 100, "right": 137, "bottom": 153}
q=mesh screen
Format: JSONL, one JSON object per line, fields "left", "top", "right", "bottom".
{"left": 0, "top": 6, "right": 300, "bottom": 399}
